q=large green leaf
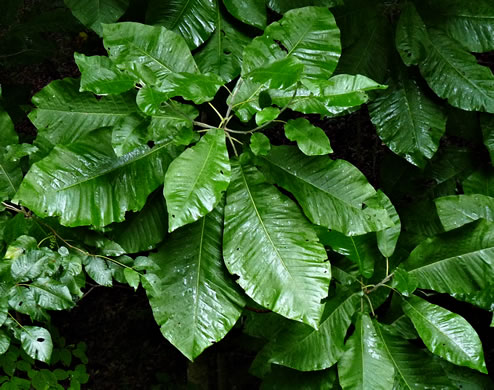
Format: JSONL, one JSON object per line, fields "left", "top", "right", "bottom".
{"left": 403, "top": 220, "right": 494, "bottom": 294}
{"left": 143, "top": 203, "right": 245, "bottom": 360}
{"left": 14, "top": 129, "right": 175, "bottom": 228}
{"left": 64, "top": 0, "right": 129, "bottom": 36}
{"left": 194, "top": 2, "right": 250, "bottom": 83}
{"left": 110, "top": 190, "right": 167, "bottom": 253}
{"left": 257, "top": 146, "right": 392, "bottom": 235}
{"left": 242, "top": 6, "right": 341, "bottom": 80}
{"left": 395, "top": 3, "right": 428, "bottom": 66}
{"left": 435, "top": 194, "right": 494, "bottom": 231}
{"left": 0, "top": 154, "right": 22, "bottom": 202}
{"left": 0, "top": 330, "right": 10, "bottom": 355}
{"left": 338, "top": 313, "right": 394, "bottom": 390}
{"left": 20, "top": 326, "right": 53, "bottom": 363}
{"left": 102, "top": 22, "right": 199, "bottom": 87}
{"left": 369, "top": 66, "right": 446, "bottom": 168}
{"left": 284, "top": 118, "right": 332, "bottom": 156}
{"left": 223, "top": 0, "right": 266, "bottom": 30}
{"left": 419, "top": 29, "right": 494, "bottom": 113}
{"left": 247, "top": 57, "right": 304, "bottom": 90}
{"left": 418, "top": 0, "right": 494, "bottom": 53}
{"left": 481, "top": 114, "right": 494, "bottom": 163}
{"left": 111, "top": 114, "right": 148, "bottom": 156}
{"left": 146, "top": 0, "right": 216, "bottom": 49}
{"left": 164, "top": 129, "right": 230, "bottom": 232}
{"left": 267, "top": 0, "right": 343, "bottom": 14}
{"left": 375, "top": 325, "right": 454, "bottom": 389}
{"left": 228, "top": 78, "right": 264, "bottom": 122}
{"left": 463, "top": 168, "right": 494, "bottom": 197}
{"left": 0, "top": 105, "right": 17, "bottom": 147}
{"left": 223, "top": 160, "right": 330, "bottom": 328}
{"left": 29, "top": 78, "right": 137, "bottom": 158}
{"left": 74, "top": 52, "right": 135, "bottom": 95}
{"left": 375, "top": 191, "right": 401, "bottom": 258}
{"left": 269, "top": 75, "right": 386, "bottom": 117}
{"left": 403, "top": 295, "right": 487, "bottom": 373}
{"left": 259, "top": 288, "right": 361, "bottom": 371}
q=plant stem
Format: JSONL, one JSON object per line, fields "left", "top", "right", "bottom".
{"left": 366, "top": 273, "right": 394, "bottom": 294}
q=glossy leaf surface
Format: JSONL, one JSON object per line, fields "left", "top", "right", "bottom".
{"left": 164, "top": 129, "right": 230, "bottom": 232}
{"left": 223, "top": 0, "right": 266, "bottom": 30}
{"left": 435, "top": 194, "right": 494, "bottom": 231}
{"left": 284, "top": 118, "right": 332, "bottom": 156}
{"left": 223, "top": 160, "right": 330, "bottom": 328}
{"left": 20, "top": 326, "right": 52, "bottom": 363}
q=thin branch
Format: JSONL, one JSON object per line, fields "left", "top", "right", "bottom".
{"left": 366, "top": 273, "right": 394, "bottom": 294}
{"left": 223, "top": 78, "right": 244, "bottom": 129}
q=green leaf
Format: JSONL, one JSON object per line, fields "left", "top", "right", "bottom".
{"left": 418, "top": 0, "right": 494, "bottom": 53}
{"left": 143, "top": 203, "right": 245, "bottom": 360}
{"left": 228, "top": 78, "right": 264, "bottom": 122}
{"left": 64, "top": 0, "right": 129, "bottom": 36}
{"left": 194, "top": 2, "right": 250, "bottom": 83}
{"left": 267, "top": 0, "right": 343, "bottom": 14}
{"left": 269, "top": 75, "right": 386, "bottom": 117}
{"left": 368, "top": 66, "right": 446, "bottom": 168}
{"left": 419, "top": 29, "right": 494, "bottom": 113}
{"left": 29, "top": 78, "right": 137, "bottom": 158}
{"left": 123, "top": 268, "right": 139, "bottom": 291}
{"left": 395, "top": 3, "right": 429, "bottom": 66}
{"left": 247, "top": 57, "right": 304, "bottom": 90}
{"left": 223, "top": 160, "right": 330, "bottom": 328}
{"left": 146, "top": 0, "right": 216, "bottom": 49}
{"left": 110, "top": 190, "right": 167, "bottom": 253}
{"left": 223, "top": 0, "right": 266, "bottom": 30}
{"left": 154, "top": 72, "right": 224, "bottom": 104}
{"left": 0, "top": 153, "right": 22, "bottom": 202}
{"left": 74, "top": 52, "right": 135, "bottom": 95}
{"left": 435, "top": 194, "right": 494, "bottom": 231}
{"left": 261, "top": 366, "right": 336, "bottom": 390}
{"left": 0, "top": 330, "right": 10, "bottom": 355}
{"left": 260, "top": 288, "right": 361, "bottom": 371}
{"left": 14, "top": 129, "right": 175, "bottom": 228}
{"left": 338, "top": 313, "right": 394, "bottom": 390}
{"left": 250, "top": 133, "right": 271, "bottom": 156}
{"left": 375, "top": 325, "right": 454, "bottom": 389}
{"left": 403, "top": 295, "right": 487, "bottom": 373}
{"left": 10, "top": 249, "right": 52, "bottom": 282}
{"left": 463, "top": 168, "right": 494, "bottom": 197}
{"left": 84, "top": 256, "right": 112, "bottom": 287}
{"left": 481, "top": 114, "right": 494, "bottom": 163}
{"left": 452, "top": 284, "right": 494, "bottom": 313}
{"left": 403, "top": 220, "right": 494, "bottom": 294}
{"left": 164, "top": 129, "right": 230, "bottom": 232}
{"left": 439, "top": 356, "right": 494, "bottom": 389}
{"left": 111, "top": 114, "right": 148, "bottom": 156}
{"left": 255, "top": 107, "right": 280, "bottom": 126}
{"left": 30, "top": 278, "right": 74, "bottom": 310}
{"left": 257, "top": 146, "right": 392, "bottom": 235}
{"left": 242, "top": 6, "right": 341, "bottom": 80}
{"left": 20, "top": 326, "right": 52, "bottom": 363}
{"left": 102, "top": 22, "right": 199, "bottom": 86}
{"left": 390, "top": 268, "right": 418, "bottom": 297}
{"left": 284, "top": 118, "right": 332, "bottom": 156}
{"left": 0, "top": 105, "right": 17, "bottom": 147}
{"left": 375, "top": 191, "right": 401, "bottom": 258}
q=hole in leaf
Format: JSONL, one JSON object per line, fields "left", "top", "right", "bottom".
{"left": 37, "top": 338, "right": 45, "bottom": 342}
{"left": 18, "top": 301, "right": 23, "bottom": 306}
{"left": 236, "top": 248, "right": 240, "bottom": 251}
{"left": 361, "top": 203, "right": 368, "bottom": 210}
{"left": 220, "top": 170, "right": 224, "bottom": 174}
{"left": 223, "top": 49, "right": 232, "bottom": 55}
{"left": 274, "top": 39, "right": 288, "bottom": 53}
{"left": 172, "top": 215, "right": 176, "bottom": 218}
{"left": 147, "top": 141, "right": 155, "bottom": 148}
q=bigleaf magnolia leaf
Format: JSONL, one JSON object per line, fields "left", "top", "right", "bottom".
{"left": 146, "top": 0, "right": 216, "bottom": 49}
{"left": 435, "top": 194, "right": 494, "bottom": 231}
{"left": 194, "top": 2, "right": 250, "bottom": 83}
{"left": 395, "top": 2, "right": 429, "bottom": 67}
{"left": 223, "top": 0, "right": 266, "bottom": 30}
{"left": 338, "top": 313, "right": 394, "bottom": 390}
{"left": 374, "top": 325, "right": 455, "bottom": 389}
{"left": 143, "top": 203, "right": 245, "bottom": 360}
{"left": 14, "top": 129, "right": 175, "bottom": 228}
{"left": 228, "top": 78, "right": 264, "bottom": 122}
{"left": 102, "top": 22, "right": 199, "bottom": 87}
{"left": 64, "top": 0, "right": 129, "bottom": 36}
{"left": 375, "top": 190, "right": 401, "bottom": 258}
{"left": 242, "top": 6, "right": 341, "bottom": 80}
{"left": 29, "top": 78, "right": 137, "bottom": 159}
{"left": 259, "top": 287, "right": 361, "bottom": 371}
{"left": 403, "top": 219, "right": 494, "bottom": 294}
{"left": 20, "top": 326, "right": 53, "bottom": 363}
{"left": 419, "top": 29, "right": 494, "bottom": 113}
{"left": 257, "top": 146, "right": 393, "bottom": 235}
{"left": 403, "top": 295, "right": 487, "bottom": 373}
{"left": 368, "top": 66, "right": 446, "bottom": 168}
{"left": 284, "top": 118, "right": 332, "bottom": 156}
{"left": 223, "top": 160, "right": 330, "bottom": 328}
{"left": 164, "top": 129, "right": 230, "bottom": 232}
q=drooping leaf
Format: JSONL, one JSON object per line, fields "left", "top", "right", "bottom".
{"left": 14, "top": 129, "right": 175, "bottom": 228}
{"left": 223, "top": 0, "right": 266, "bottom": 30}
{"left": 375, "top": 191, "right": 401, "bottom": 258}
{"left": 146, "top": 0, "right": 216, "bottom": 49}
{"left": 419, "top": 29, "right": 494, "bottom": 113}
{"left": 164, "top": 129, "right": 230, "bottom": 232}
{"left": 338, "top": 313, "right": 394, "bottom": 390}
{"left": 259, "top": 287, "right": 361, "bottom": 371}
{"left": 110, "top": 190, "right": 167, "bottom": 253}
{"left": 418, "top": 0, "right": 494, "bottom": 53}
{"left": 403, "top": 219, "right": 494, "bottom": 294}
{"left": 194, "top": 2, "right": 250, "bottom": 83}
{"left": 242, "top": 6, "right": 341, "bottom": 80}
{"left": 257, "top": 146, "right": 392, "bottom": 235}
{"left": 255, "top": 107, "right": 280, "bottom": 126}
{"left": 395, "top": 2, "right": 429, "bottom": 66}
{"left": 29, "top": 78, "right": 137, "bottom": 158}
{"left": 74, "top": 52, "right": 135, "bottom": 95}
{"left": 20, "top": 326, "right": 53, "bottom": 363}
{"left": 435, "top": 194, "right": 494, "bottom": 231}
{"left": 284, "top": 118, "right": 332, "bottom": 156}
{"left": 269, "top": 75, "right": 386, "bottom": 117}
{"left": 223, "top": 160, "right": 330, "bottom": 328}
{"left": 368, "top": 66, "right": 446, "bottom": 168}
{"left": 143, "top": 203, "right": 245, "bottom": 360}
{"left": 84, "top": 256, "right": 113, "bottom": 287}
{"left": 403, "top": 295, "right": 487, "bottom": 373}
{"left": 250, "top": 133, "right": 271, "bottom": 156}
{"left": 375, "top": 325, "right": 454, "bottom": 389}
{"left": 123, "top": 268, "right": 140, "bottom": 291}
{"left": 102, "top": 22, "right": 199, "bottom": 86}
{"left": 64, "top": 0, "right": 129, "bottom": 36}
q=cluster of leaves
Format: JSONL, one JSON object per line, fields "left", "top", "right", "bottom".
{"left": 1, "top": 0, "right": 494, "bottom": 388}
